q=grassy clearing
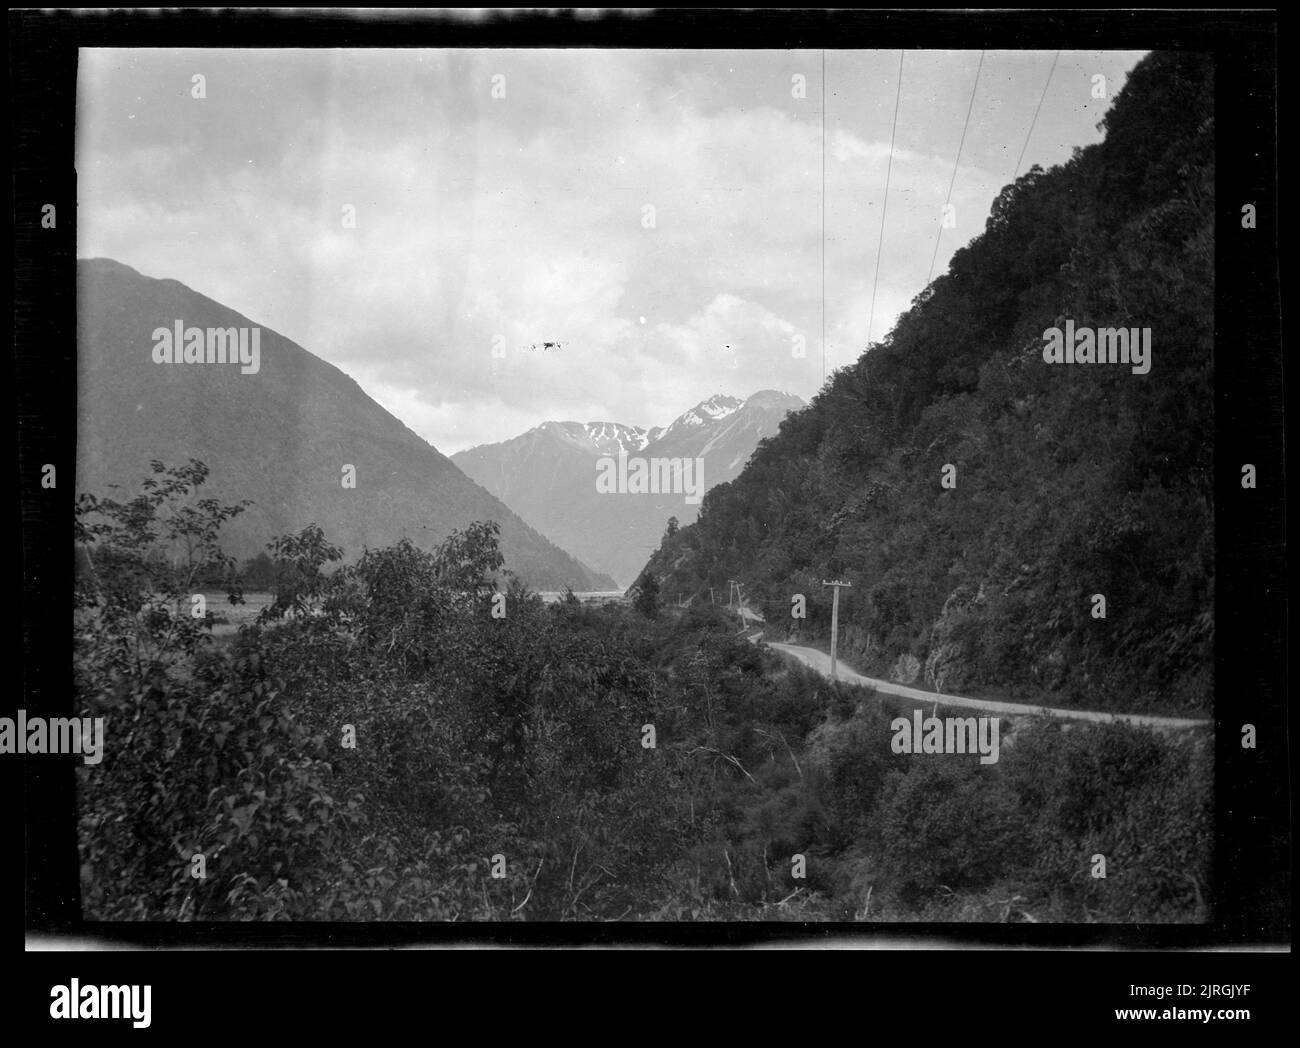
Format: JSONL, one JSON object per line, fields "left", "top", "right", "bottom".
{"left": 204, "top": 590, "right": 274, "bottom": 638}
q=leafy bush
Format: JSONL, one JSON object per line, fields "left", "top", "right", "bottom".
{"left": 75, "top": 450, "right": 1212, "bottom": 923}
{"left": 872, "top": 757, "right": 1028, "bottom": 899}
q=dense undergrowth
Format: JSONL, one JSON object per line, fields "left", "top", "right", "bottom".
{"left": 74, "top": 462, "right": 1211, "bottom": 922}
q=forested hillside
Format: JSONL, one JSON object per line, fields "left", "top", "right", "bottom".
{"left": 645, "top": 52, "right": 1214, "bottom": 716}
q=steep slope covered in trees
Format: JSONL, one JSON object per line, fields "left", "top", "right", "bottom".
{"left": 646, "top": 52, "right": 1214, "bottom": 715}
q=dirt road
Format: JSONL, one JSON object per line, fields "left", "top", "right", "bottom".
{"left": 761, "top": 637, "right": 1211, "bottom": 730}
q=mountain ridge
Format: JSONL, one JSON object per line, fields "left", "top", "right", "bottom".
{"left": 452, "top": 390, "right": 805, "bottom": 586}
{"left": 76, "top": 257, "right": 617, "bottom": 590}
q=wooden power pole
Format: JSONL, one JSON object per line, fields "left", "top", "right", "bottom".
{"left": 728, "top": 579, "right": 747, "bottom": 629}
{"left": 821, "top": 579, "right": 852, "bottom": 680}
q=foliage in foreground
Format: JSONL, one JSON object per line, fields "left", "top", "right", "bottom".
{"left": 74, "top": 463, "right": 1210, "bottom": 922}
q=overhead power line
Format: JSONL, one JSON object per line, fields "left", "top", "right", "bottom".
{"left": 1012, "top": 49, "right": 1061, "bottom": 179}
{"left": 866, "top": 49, "right": 905, "bottom": 349}
{"left": 927, "top": 50, "right": 985, "bottom": 285}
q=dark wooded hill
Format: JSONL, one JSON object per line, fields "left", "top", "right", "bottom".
{"left": 76, "top": 258, "right": 616, "bottom": 590}
{"left": 643, "top": 51, "right": 1214, "bottom": 716}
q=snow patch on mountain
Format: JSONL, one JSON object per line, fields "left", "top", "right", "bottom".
{"left": 528, "top": 419, "right": 652, "bottom": 456}
{"left": 582, "top": 421, "right": 654, "bottom": 455}
{"left": 656, "top": 394, "right": 743, "bottom": 443}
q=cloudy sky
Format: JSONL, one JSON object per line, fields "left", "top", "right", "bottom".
{"left": 78, "top": 48, "right": 1145, "bottom": 454}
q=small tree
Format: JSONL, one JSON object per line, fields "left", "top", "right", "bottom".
{"left": 632, "top": 570, "right": 661, "bottom": 619}
{"left": 434, "top": 520, "right": 505, "bottom": 596}
{"left": 242, "top": 551, "right": 276, "bottom": 589}
{"left": 74, "top": 458, "right": 249, "bottom": 683}
{"left": 260, "top": 523, "right": 343, "bottom": 622}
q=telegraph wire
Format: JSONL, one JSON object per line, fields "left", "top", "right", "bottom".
{"left": 926, "top": 50, "right": 985, "bottom": 285}
{"left": 866, "top": 49, "right": 905, "bottom": 349}
{"left": 1013, "top": 49, "right": 1060, "bottom": 180}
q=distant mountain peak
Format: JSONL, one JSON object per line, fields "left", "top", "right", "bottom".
{"left": 657, "top": 394, "right": 743, "bottom": 440}
{"left": 452, "top": 389, "right": 804, "bottom": 587}
{"left": 690, "top": 393, "right": 743, "bottom": 420}
{"left": 521, "top": 419, "right": 652, "bottom": 456}
{"left": 582, "top": 420, "right": 652, "bottom": 455}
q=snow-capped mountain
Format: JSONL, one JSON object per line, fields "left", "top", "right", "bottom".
{"left": 534, "top": 420, "right": 659, "bottom": 457}
{"left": 652, "top": 394, "right": 743, "bottom": 445}
{"left": 452, "top": 391, "right": 804, "bottom": 587}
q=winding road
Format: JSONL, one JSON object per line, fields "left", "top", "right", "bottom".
{"left": 751, "top": 633, "right": 1211, "bottom": 731}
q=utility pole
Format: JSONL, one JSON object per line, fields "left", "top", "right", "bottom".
{"left": 821, "top": 579, "right": 852, "bottom": 681}
{"left": 728, "top": 579, "right": 747, "bottom": 628}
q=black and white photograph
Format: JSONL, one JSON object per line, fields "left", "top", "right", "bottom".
{"left": 9, "top": 10, "right": 1288, "bottom": 1007}
{"left": 63, "top": 40, "right": 1224, "bottom": 926}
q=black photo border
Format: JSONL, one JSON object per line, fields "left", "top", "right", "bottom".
{"left": 9, "top": 6, "right": 1287, "bottom": 985}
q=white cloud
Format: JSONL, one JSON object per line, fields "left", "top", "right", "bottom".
{"left": 78, "top": 48, "right": 1147, "bottom": 450}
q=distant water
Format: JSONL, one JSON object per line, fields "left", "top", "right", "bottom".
{"left": 538, "top": 590, "right": 626, "bottom": 604}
